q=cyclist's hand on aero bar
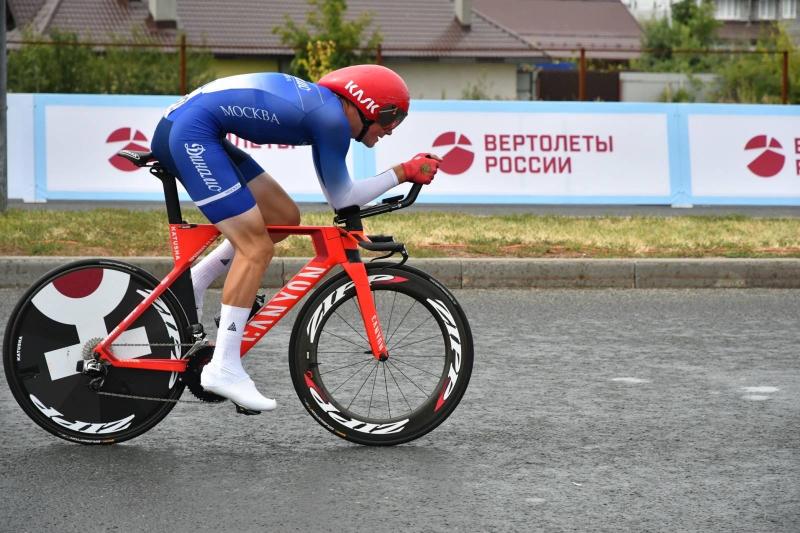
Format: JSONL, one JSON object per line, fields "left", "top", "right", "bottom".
{"left": 400, "top": 153, "right": 442, "bottom": 185}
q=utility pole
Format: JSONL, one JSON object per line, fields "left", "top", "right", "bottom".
{"left": 1, "top": 0, "right": 7, "bottom": 212}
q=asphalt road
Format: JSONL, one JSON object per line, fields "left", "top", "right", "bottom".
{"left": 1, "top": 288, "right": 798, "bottom": 532}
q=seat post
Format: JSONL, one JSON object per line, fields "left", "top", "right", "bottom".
{"left": 149, "top": 164, "right": 201, "bottom": 326}
{"left": 151, "top": 166, "right": 184, "bottom": 224}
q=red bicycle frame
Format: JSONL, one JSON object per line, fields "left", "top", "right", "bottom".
{"left": 93, "top": 222, "right": 389, "bottom": 373}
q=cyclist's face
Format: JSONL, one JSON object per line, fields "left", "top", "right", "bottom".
{"left": 361, "top": 122, "right": 393, "bottom": 148}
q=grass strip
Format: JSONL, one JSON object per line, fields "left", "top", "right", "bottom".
{"left": 1, "top": 208, "right": 799, "bottom": 258}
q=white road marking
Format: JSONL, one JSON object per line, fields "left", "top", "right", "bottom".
{"left": 742, "top": 386, "right": 779, "bottom": 394}
{"left": 525, "top": 498, "right": 547, "bottom": 505}
{"left": 611, "top": 377, "right": 651, "bottom": 384}
{"left": 741, "top": 386, "right": 778, "bottom": 401}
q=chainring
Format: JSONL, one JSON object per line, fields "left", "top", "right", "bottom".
{"left": 180, "top": 346, "right": 227, "bottom": 403}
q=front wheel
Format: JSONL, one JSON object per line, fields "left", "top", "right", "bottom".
{"left": 289, "top": 263, "right": 473, "bottom": 446}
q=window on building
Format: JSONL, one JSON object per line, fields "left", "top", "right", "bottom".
{"left": 781, "top": 0, "right": 797, "bottom": 18}
{"left": 517, "top": 68, "right": 534, "bottom": 101}
{"left": 715, "top": 0, "right": 748, "bottom": 20}
{"left": 756, "top": 0, "right": 779, "bottom": 19}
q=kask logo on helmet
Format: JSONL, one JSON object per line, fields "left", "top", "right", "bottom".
{"left": 344, "top": 80, "right": 380, "bottom": 114}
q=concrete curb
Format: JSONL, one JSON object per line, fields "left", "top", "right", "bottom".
{"left": 1, "top": 257, "right": 799, "bottom": 289}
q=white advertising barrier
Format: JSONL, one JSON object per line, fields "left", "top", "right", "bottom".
{"left": 45, "top": 105, "right": 167, "bottom": 196}
{"left": 38, "top": 96, "right": 346, "bottom": 202}
{"left": 7, "top": 95, "right": 800, "bottom": 205}
{"left": 689, "top": 114, "right": 800, "bottom": 198}
{"left": 8, "top": 94, "right": 35, "bottom": 201}
{"left": 375, "top": 108, "right": 672, "bottom": 201}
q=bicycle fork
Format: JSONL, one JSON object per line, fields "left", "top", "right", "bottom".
{"left": 342, "top": 262, "right": 390, "bottom": 361}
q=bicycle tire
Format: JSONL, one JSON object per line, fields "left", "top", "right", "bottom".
{"left": 289, "top": 263, "right": 473, "bottom": 446}
{"left": 3, "top": 259, "right": 191, "bottom": 444}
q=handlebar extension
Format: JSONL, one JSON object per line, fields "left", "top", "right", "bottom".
{"left": 334, "top": 183, "right": 422, "bottom": 228}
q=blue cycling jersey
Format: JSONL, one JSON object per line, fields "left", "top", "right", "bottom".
{"left": 151, "top": 73, "right": 397, "bottom": 223}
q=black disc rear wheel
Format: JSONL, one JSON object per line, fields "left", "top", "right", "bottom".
{"left": 289, "top": 264, "right": 473, "bottom": 446}
{"left": 3, "top": 260, "right": 190, "bottom": 444}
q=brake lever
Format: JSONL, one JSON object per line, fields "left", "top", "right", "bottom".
{"left": 369, "top": 247, "right": 408, "bottom": 266}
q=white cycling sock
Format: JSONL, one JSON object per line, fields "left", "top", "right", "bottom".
{"left": 191, "top": 239, "right": 235, "bottom": 321}
{"left": 206, "top": 303, "right": 251, "bottom": 383}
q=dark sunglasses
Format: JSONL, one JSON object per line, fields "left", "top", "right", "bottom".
{"left": 376, "top": 104, "right": 407, "bottom": 130}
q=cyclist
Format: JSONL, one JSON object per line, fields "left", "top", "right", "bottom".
{"left": 151, "top": 65, "right": 441, "bottom": 413}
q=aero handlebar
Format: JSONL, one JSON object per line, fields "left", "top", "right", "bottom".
{"left": 334, "top": 183, "right": 422, "bottom": 227}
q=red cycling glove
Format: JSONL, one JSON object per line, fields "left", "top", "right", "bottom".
{"left": 401, "top": 153, "right": 441, "bottom": 185}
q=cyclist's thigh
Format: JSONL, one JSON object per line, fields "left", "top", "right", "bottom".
{"left": 222, "top": 138, "right": 299, "bottom": 225}
{"left": 166, "top": 117, "right": 257, "bottom": 224}
{"left": 221, "top": 138, "right": 265, "bottom": 184}
{"left": 248, "top": 174, "right": 300, "bottom": 226}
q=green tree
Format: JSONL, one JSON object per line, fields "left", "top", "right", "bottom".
{"left": 8, "top": 28, "right": 215, "bottom": 94}
{"left": 295, "top": 40, "right": 337, "bottom": 82}
{"left": 273, "top": 0, "right": 382, "bottom": 81}
{"left": 633, "top": 0, "right": 721, "bottom": 73}
{"left": 713, "top": 24, "right": 800, "bottom": 103}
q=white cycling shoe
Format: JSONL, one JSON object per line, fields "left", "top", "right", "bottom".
{"left": 200, "top": 366, "right": 277, "bottom": 412}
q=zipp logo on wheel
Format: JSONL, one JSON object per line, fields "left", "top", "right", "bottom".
{"left": 744, "top": 135, "right": 785, "bottom": 178}
{"left": 305, "top": 372, "right": 409, "bottom": 434}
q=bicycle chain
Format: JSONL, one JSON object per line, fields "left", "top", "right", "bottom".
{"left": 92, "top": 342, "right": 219, "bottom": 404}
{"left": 96, "top": 390, "right": 209, "bottom": 404}
{"left": 106, "top": 342, "right": 198, "bottom": 348}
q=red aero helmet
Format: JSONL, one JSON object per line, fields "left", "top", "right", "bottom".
{"left": 318, "top": 64, "right": 410, "bottom": 129}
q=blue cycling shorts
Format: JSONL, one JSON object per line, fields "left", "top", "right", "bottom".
{"left": 151, "top": 108, "right": 265, "bottom": 223}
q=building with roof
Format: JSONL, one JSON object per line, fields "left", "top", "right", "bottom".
{"left": 473, "top": 0, "right": 644, "bottom": 60}
{"left": 6, "top": 0, "right": 551, "bottom": 100}
{"left": 622, "top": 0, "right": 799, "bottom": 44}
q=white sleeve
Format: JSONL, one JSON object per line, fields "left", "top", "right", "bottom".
{"left": 322, "top": 168, "right": 400, "bottom": 210}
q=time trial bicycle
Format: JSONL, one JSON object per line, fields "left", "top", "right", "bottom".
{"left": 3, "top": 150, "right": 473, "bottom": 446}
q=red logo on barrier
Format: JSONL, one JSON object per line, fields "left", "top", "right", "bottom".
{"left": 432, "top": 132, "right": 474, "bottom": 175}
{"left": 744, "top": 135, "right": 785, "bottom": 178}
{"left": 107, "top": 128, "right": 149, "bottom": 172}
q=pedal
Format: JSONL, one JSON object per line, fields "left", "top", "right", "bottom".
{"left": 215, "top": 293, "right": 265, "bottom": 327}
{"left": 234, "top": 403, "right": 261, "bottom": 416}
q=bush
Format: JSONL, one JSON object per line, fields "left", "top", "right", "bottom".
{"left": 633, "top": 0, "right": 721, "bottom": 74}
{"left": 8, "top": 28, "right": 215, "bottom": 95}
{"left": 713, "top": 24, "right": 800, "bottom": 104}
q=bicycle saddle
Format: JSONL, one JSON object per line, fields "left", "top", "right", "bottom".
{"left": 117, "top": 149, "right": 156, "bottom": 168}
